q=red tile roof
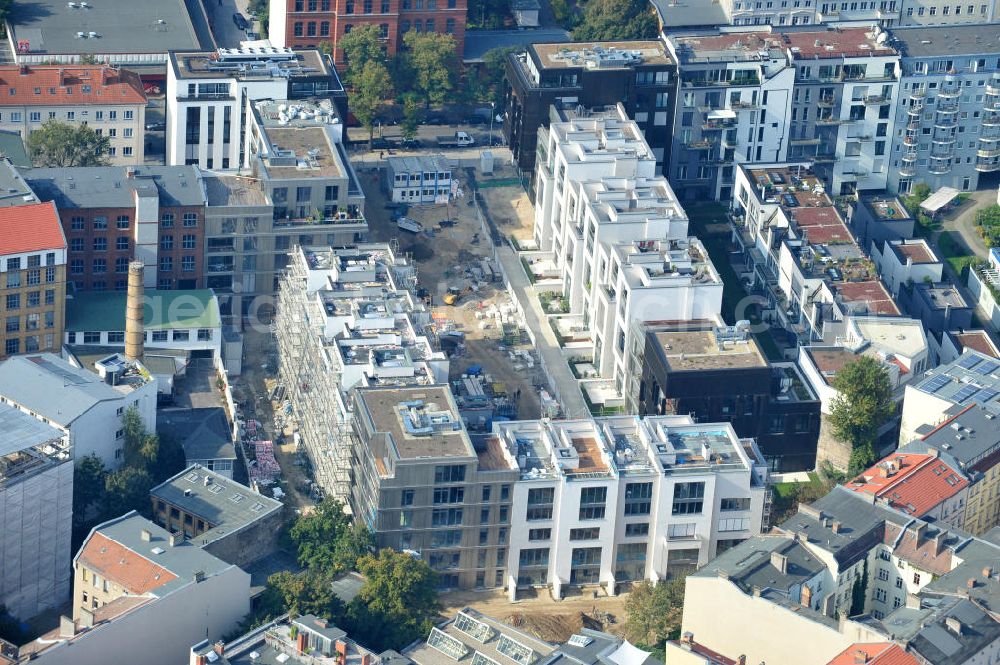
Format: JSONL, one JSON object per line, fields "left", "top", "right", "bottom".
{"left": 828, "top": 644, "right": 920, "bottom": 665}
{"left": 791, "top": 206, "right": 853, "bottom": 244}
{"left": 834, "top": 280, "right": 900, "bottom": 316}
{"left": 784, "top": 28, "right": 896, "bottom": 59}
{"left": 77, "top": 532, "right": 177, "bottom": 595}
{"left": 953, "top": 331, "right": 1000, "bottom": 359}
{"left": 0, "top": 65, "right": 146, "bottom": 106}
{"left": 847, "top": 453, "right": 967, "bottom": 517}
{"left": 0, "top": 201, "right": 66, "bottom": 256}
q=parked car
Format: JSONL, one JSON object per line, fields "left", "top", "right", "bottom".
{"left": 465, "top": 115, "right": 487, "bottom": 125}
{"left": 400, "top": 138, "right": 421, "bottom": 150}
{"left": 233, "top": 12, "right": 248, "bottom": 29}
{"left": 145, "top": 121, "right": 166, "bottom": 132}
{"left": 370, "top": 137, "right": 397, "bottom": 150}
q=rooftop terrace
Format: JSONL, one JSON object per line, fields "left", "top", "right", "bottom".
{"left": 261, "top": 126, "right": 342, "bottom": 179}
{"left": 357, "top": 386, "right": 475, "bottom": 461}
{"left": 531, "top": 41, "right": 672, "bottom": 69}
{"left": 652, "top": 326, "right": 767, "bottom": 372}
{"left": 171, "top": 47, "right": 331, "bottom": 80}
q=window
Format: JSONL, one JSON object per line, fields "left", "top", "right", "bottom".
{"left": 5, "top": 316, "right": 18, "bottom": 332}
{"left": 672, "top": 482, "right": 705, "bottom": 515}
{"left": 720, "top": 497, "right": 751, "bottom": 511}
{"left": 482, "top": 486, "right": 491, "bottom": 502}
{"left": 70, "top": 260, "right": 83, "bottom": 275}
{"left": 625, "top": 522, "right": 649, "bottom": 537}
{"left": 172, "top": 330, "right": 190, "bottom": 341}
{"left": 197, "top": 329, "right": 212, "bottom": 341}
{"left": 518, "top": 548, "right": 549, "bottom": 567}
{"left": 107, "top": 331, "right": 124, "bottom": 343}
{"left": 92, "top": 258, "right": 107, "bottom": 274}
{"left": 624, "top": 482, "right": 652, "bottom": 516}
{"left": 434, "top": 465, "right": 466, "bottom": 483}
{"left": 183, "top": 213, "right": 198, "bottom": 227}
{"left": 579, "top": 486, "right": 607, "bottom": 520}
{"left": 83, "top": 331, "right": 100, "bottom": 344}
{"left": 913, "top": 573, "right": 921, "bottom": 584}
{"left": 152, "top": 330, "right": 168, "bottom": 342}
{"left": 116, "top": 237, "right": 129, "bottom": 251}
{"left": 718, "top": 517, "right": 750, "bottom": 532}
{"left": 160, "top": 256, "right": 173, "bottom": 273}
{"left": 26, "top": 291, "right": 39, "bottom": 307}
{"left": 528, "top": 528, "right": 550, "bottom": 541}
{"left": 569, "top": 527, "right": 600, "bottom": 540}
{"left": 431, "top": 508, "right": 463, "bottom": 526}
{"left": 93, "top": 237, "right": 107, "bottom": 252}
{"left": 526, "top": 487, "right": 553, "bottom": 521}
{"left": 5, "top": 339, "right": 18, "bottom": 355}
{"left": 182, "top": 234, "right": 197, "bottom": 249}
{"left": 161, "top": 213, "right": 174, "bottom": 228}
{"left": 71, "top": 216, "right": 85, "bottom": 231}
{"left": 93, "top": 216, "right": 108, "bottom": 230}
{"left": 446, "top": 18, "right": 455, "bottom": 33}
{"left": 400, "top": 489, "right": 414, "bottom": 506}
{"left": 433, "top": 486, "right": 465, "bottom": 504}
{"left": 182, "top": 256, "right": 195, "bottom": 272}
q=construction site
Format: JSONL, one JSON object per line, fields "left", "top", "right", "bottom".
{"left": 268, "top": 157, "right": 555, "bottom": 505}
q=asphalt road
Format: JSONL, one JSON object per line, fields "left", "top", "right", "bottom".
{"left": 203, "top": 0, "right": 255, "bottom": 48}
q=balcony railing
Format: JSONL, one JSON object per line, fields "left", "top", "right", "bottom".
{"left": 273, "top": 214, "right": 366, "bottom": 228}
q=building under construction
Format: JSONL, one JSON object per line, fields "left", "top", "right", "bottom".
{"left": 274, "top": 243, "right": 447, "bottom": 502}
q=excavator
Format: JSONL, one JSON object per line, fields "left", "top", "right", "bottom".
{"left": 443, "top": 286, "right": 473, "bottom": 306}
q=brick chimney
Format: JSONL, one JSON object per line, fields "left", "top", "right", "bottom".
{"left": 125, "top": 261, "right": 145, "bottom": 362}
{"left": 770, "top": 551, "right": 788, "bottom": 574}
{"left": 213, "top": 641, "right": 225, "bottom": 658}
{"left": 681, "top": 632, "right": 694, "bottom": 644}
{"left": 296, "top": 631, "right": 308, "bottom": 654}
{"left": 169, "top": 531, "right": 184, "bottom": 547}
{"left": 853, "top": 649, "right": 870, "bottom": 664}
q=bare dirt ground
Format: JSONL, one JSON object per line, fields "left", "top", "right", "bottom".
{"left": 440, "top": 588, "right": 629, "bottom": 642}
{"left": 478, "top": 179, "right": 536, "bottom": 245}
{"left": 359, "top": 163, "right": 546, "bottom": 420}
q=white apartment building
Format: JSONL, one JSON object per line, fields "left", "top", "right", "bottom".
{"left": 667, "top": 27, "right": 900, "bottom": 200}
{"left": 275, "top": 244, "right": 446, "bottom": 500}
{"left": 871, "top": 238, "right": 942, "bottom": 296}
{"left": 494, "top": 415, "right": 769, "bottom": 600}
{"left": 0, "top": 403, "right": 72, "bottom": 620}
{"left": 0, "top": 64, "right": 146, "bottom": 165}
{"left": 529, "top": 108, "right": 722, "bottom": 407}
{"left": 0, "top": 353, "right": 156, "bottom": 468}
{"left": 166, "top": 46, "right": 344, "bottom": 170}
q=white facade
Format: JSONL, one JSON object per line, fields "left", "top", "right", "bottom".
{"left": 871, "top": 239, "right": 942, "bottom": 296}
{"left": 386, "top": 156, "right": 453, "bottom": 204}
{"left": 166, "top": 47, "right": 339, "bottom": 171}
{"left": 497, "top": 415, "right": 768, "bottom": 600}
{"left": 0, "top": 353, "right": 157, "bottom": 469}
{"left": 0, "top": 407, "right": 72, "bottom": 620}
{"left": 529, "top": 109, "right": 722, "bottom": 401}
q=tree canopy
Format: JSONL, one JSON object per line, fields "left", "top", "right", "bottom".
{"left": 347, "top": 549, "right": 440, "bottom": 650}
{"left": 623, "top": 579, "right": 685, "bottom": 655}
{"left": 339, "top": 25, "right": 387, "bottom": 87}
{"left": 830, "top": 356, "right": 895, "bottom": 474}
{"left": 27, "top": 120, "right": 111, "bottom": 167}
{"left": 289, "top": 498, "right": 373, "bottom": 574}
{"left": 572, "top": 0, "right": 659, "bottom": 41}
{"left": 402, "top": 31, "right": 457, "bottom": 107}
{"left": 351, "top": 60, "right": 394, "bottom": 141}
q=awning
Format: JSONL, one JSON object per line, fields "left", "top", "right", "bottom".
{"left": 707, "top": 109, "right": 738, "bottom": 121}
{"left": 605, "top": 641, "right": 652, "bottom": 665}
{"left": 920, "top": 186, "right": 960, "bottom": 214}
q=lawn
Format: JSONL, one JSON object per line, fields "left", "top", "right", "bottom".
{"left": 937, "top": 231, "right": 977, "bottom": 281}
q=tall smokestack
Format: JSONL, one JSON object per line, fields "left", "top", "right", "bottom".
{"left": 125, "top": 261, "right": 145, "bottom": 361}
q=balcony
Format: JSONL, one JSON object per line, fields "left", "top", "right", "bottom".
{"left": 987, "top": 83, "right": 1000, "bottom": 96}
{"left": 978, "top": 147, "right": 1000, "bottom": 159}
{"left": 863, "top": 94, "right": 887, "bottom": 105}
{"left": 906, "top": 104, "right": 924, "bottom": 117}
{"left": 901, "top": 151, "right": 918, "bottom": 163}
{"left": 988, "top": 99, "right": 1000, "bottom": 112}
{"left": 817, "top": 96, "right": 836, "bottom": 107}
{"left": 937, "top": 101, "right": 959, "bottom": 114}
{"left": 899, "top": 164, "right": 917, "bottom": 177}
{"left": 929, "top": 159, "right": 952, "bottom": 175}
{"left": 684, "top": 139, "right": 715, "bottom": 150}
{"left": 273, "top": 213, "right": 366, "bottom": 228}
{"left": 702, "top": 119, "right": 735, "bottom": 131}
{"left": 909, "top": 89, "right": 927, "bottom": 100}
{"left": 903, "top": 135, "right": 918, "bottom": 147}
{"left": 730, "top": 100, "right": 760, "bottom": 110}
{"left": 976, "top": 158, "right": 1000, "bottom": 172}
{"left": 790, "top": 137, "right": 822, "bottom": 145}
{"left": 932, "top": 134, "right": 957, "bottom": 145}
{"left": 983, "top": 114, "right": 1000, "bottom": 127}
{"left": 937, "top": 86, "right": 961, "bottom": 99}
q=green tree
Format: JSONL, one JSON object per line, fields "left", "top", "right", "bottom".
{"left": 400, "top": 93, "right": 423, "bottom": 140}
{"left": 402, "top": 31, "right": 457, "bottom": 108}
{"left": 481, "top": 47, "right": 517, "bottom": 107}
{"left": 550, "top": 0, "right": 580, "bottom": 28}
{"left": 346, "top": 549, "right": 440, "bottom": 651}
{"left": 351, "top": 61, "right": 394, "bottom": 142}
{"left": 290, "top": 498, "right": 374, "bottom": 574}
{"left": 149, "top": 434, "right": 187, "bottom": 484}
{"left": 122, "top": 405, "right": 160, "bottom": 471}
{"left": 268, "top": 570, "right": 343, "bottom": 618}
{"left": 318, "top": 41, "right": 334, "bottom": 58}
{"left": 73, "top": 454, "right": 106, "bottom": 527}
{"left": 103, "top": 466, "right": 154, "bottom": 518}
{"left": 27, "top": 120, "right": 111, "bottom": 167}
{"left": 467, "top": 0, "right": 507, "bottom": 28}
{"left": 829, "top": 356, "right": 895, "bottom": 475}
{"left": 572, "top": 0, "right": 658, "bottom": 41}
{"left": 339, "top": 25, "right": 387, "bottom": 87}
{"left": 623, "top": 579, "right": 685, "bottom": 652}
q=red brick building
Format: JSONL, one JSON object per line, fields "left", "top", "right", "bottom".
{"left": 268, "top": 0, "right": 467, "bottom": 62}
{"left": 24, "top": 167, "right": 208, "bottom": 293}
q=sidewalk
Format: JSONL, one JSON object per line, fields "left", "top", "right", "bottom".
{"left": 494, "top": 243, "right": 590, "bottom": 419}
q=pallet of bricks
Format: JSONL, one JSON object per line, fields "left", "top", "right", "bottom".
{"left": 249, "top": 440, "right": 281, "bottom": 487}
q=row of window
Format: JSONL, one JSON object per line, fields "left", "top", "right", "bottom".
{"left": 71, "top": 328, "right": 212, "bottom": 344}
{"left": 3, "top": 333, "right": 55, "bottom": 356}
{"left": 0, "top": 109, "right": 135, "bottom": 123}
{"left": 3, "top": 290, "right": 56, "bottom": 311}
{"left": 69, "top": 213, "right": 199, "bottom": 231}
{"left": 5, "top": 311, "right": 55, "bottom": 332}
{"left": 272, "top": 185, "right": 340, "bottom": 203}
{"left": 68, "top": 256, "right": 197, "bottom": 275}
{"left": 4, "top": 267, "right": 57, "bottom": 288}
{"left": 4, "top": 254, "right": 57, "bottom": 270}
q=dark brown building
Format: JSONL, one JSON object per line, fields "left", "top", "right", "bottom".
{"left": 503, "top": 41, "right": 677, "bottom": 181}
{"left": 636, "top": 323, "right": 821, "bottom": 472}
{"left": 24, "top": 166, "right": 208, "bottom": 292}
